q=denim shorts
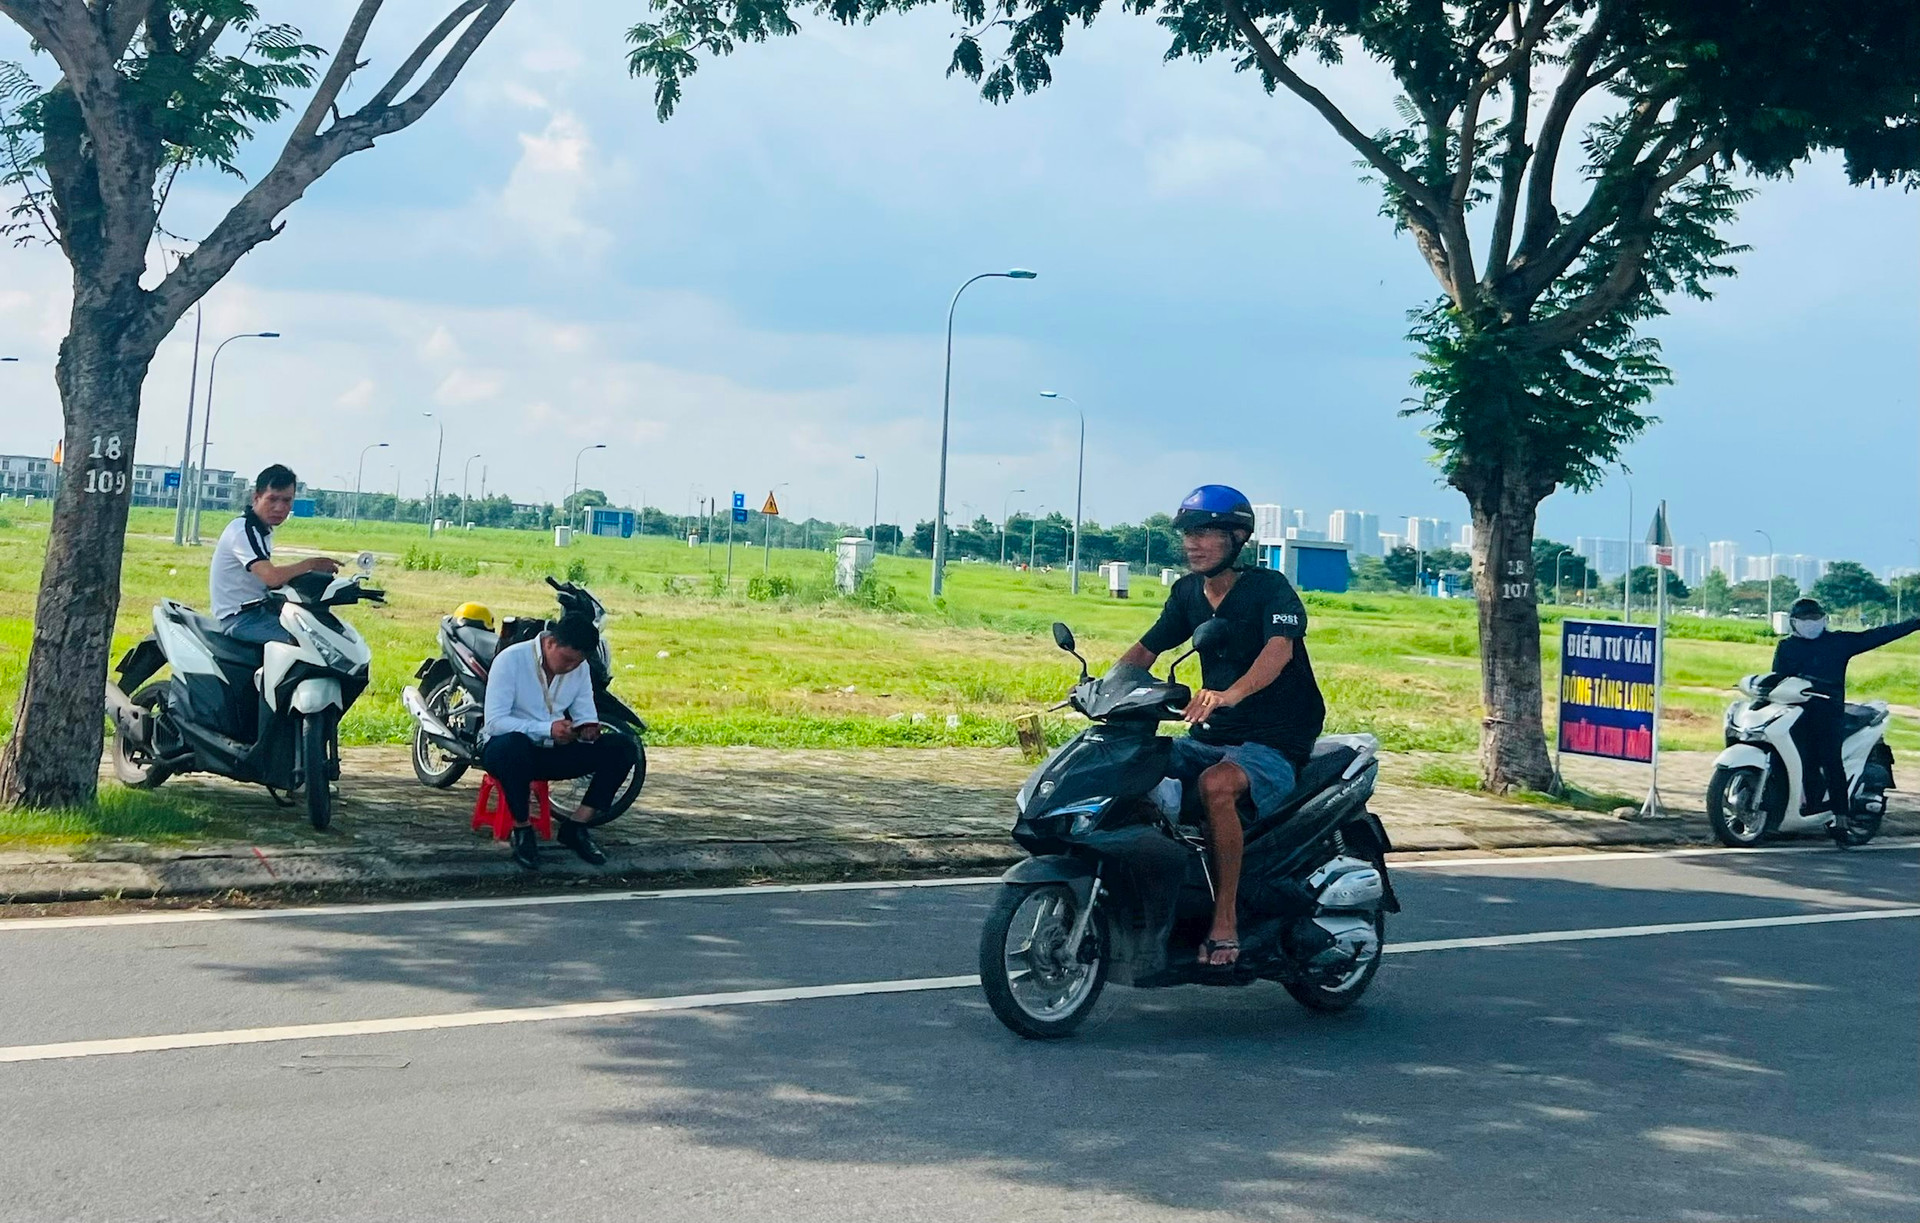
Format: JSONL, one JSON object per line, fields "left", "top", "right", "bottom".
{"left": 1166, "top": 738, "right": 1299, "bottom": 821}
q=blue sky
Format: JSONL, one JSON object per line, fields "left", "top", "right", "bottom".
{"left": 2, "top": 2, "right": 1915, "bottom": 572}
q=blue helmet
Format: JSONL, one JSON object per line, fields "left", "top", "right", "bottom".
{"left": 1172, "top": 485, "right": 1256, "bottom": 535}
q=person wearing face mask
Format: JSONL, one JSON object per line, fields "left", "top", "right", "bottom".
{"left": 1771, "top": 597, "right": 1920, "bottom": 835}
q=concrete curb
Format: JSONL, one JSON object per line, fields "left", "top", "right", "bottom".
{"left": 0, "top": 820, "right": 1731, "bottom": 904}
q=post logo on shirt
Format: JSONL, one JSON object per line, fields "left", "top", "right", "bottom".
{"left": 1272, "top": 612, "right": 1301, "bottom": 627}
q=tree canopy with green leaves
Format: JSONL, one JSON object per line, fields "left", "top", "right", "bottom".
{"left": 630, "top": 0, "right": 1919, "bottom": 791}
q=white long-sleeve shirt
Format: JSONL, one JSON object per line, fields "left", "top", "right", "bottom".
{"left": 482, "top": 638, "right": 598, "bottom": 746}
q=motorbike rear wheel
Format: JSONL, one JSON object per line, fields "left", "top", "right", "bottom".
{"left": 302, "top": 711, "right": 339, "bottom": 832}
{"left": 543, "top": 725, "right": 646, "bottom": 827}
{"left": 1283, "top": 913, "right": 1385, "bottom": 1013}
{"left": 1832, "top": 804, "right": 1882, "bottom": 848}
{"left": 1707, "top": 764, "right": 1782, "bottom": 847}
{"left": 979, "top": 883, "right": 1108, "bottom": 1040}
{"left": 109, "top": 683, "right": 172, "bottom": 788}
{"left": 411, "top": 679, "right": 470, "bottom": 789}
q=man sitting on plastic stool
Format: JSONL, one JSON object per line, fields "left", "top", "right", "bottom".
{"left": 479, "top": 613, "right": 636, "bottom": 870}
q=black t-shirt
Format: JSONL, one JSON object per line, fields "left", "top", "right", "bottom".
{"left": 1139, "top": 566, "right": 1325, "bottom": 765}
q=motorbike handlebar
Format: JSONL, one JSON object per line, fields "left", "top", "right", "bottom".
{"left": 545, "top": 577, "right": 563, "bottom": 590}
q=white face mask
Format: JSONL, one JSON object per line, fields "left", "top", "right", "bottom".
{"left": 1791, "top": 616, "right": 1826, "bottom": 639}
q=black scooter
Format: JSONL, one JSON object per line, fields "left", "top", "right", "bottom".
{"left": 401, "top": 577, "right": 647, "bottom": 826}
{"left": 978, "top": 620, "right": 1399, "bottom": 1039}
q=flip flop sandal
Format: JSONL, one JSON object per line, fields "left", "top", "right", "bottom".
{"left": 1197, "top": 938, "right": 1240, "bottom": 967}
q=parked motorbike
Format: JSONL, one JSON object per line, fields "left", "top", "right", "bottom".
{"left": 106, "top": 557, "right": 386, "bottom": 831}
{"left": 1707, "top": 672, "right": 1894, "bottom": 848}
{"left": 978, "top": 620, "right": 1398, "bottom": 1039}
{"left": 402, "top": 576, "right": 647, "bottom": 826}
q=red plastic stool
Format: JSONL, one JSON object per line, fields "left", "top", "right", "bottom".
{"left": 472, "top": 775, "right": 553, "bottom": 841}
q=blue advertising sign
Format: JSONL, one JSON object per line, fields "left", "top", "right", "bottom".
{"left": 732, "top": 507, "right": 749, "bottom": 524}
{"left": 162, "top": 470, "right": 181, "bottom": 490}
{"left": 1558, "top": 619, "right": 1658, "bottom": 763}
{"left": 732, "top": 492, "right": 746, "bottom": 510}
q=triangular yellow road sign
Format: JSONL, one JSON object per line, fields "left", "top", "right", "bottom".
{"left": 761, "top": 491, "right": 780, "bottom": 516}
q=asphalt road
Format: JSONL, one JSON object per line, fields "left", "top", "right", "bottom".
{"left": 1, "top": 844, "right": 1916, "bottom": 1223}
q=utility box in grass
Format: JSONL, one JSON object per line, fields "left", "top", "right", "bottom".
{"left": 1271, "top": 538, "right": 1351, "bottom": 593}
{"left": 554, "top": 525, "right": 573, "bottom": 548}
{"left": 835, "top": 535, "right": 875, "bottom": 593}
{"left": 1107, "top": 561, "right": 1130, "bottom": 598}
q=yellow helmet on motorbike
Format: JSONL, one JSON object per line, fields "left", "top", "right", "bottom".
{"left": 452, "top": 601, "right": 494, "bottom": 630}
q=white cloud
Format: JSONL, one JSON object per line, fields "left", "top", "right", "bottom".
{"left": 498, "top": 110, "right": 606, "bottom": 254}
{"left": 336, "top": 378, "right": 377, "bottom": 409}
{"left": 433, "top": 368, "right": 504, "bottom": 405}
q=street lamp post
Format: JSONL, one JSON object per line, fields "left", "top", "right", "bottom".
{"left": 352, "top": 442, "right": 388, "bottom": 526}
{"left": 1622, "top": 476, "right": 1634, "bottom": 622}
{"left": 571, "top": 442, "right": 607, "bottom": 531}
{"left": 460, "top": 453, "right": 482, "bottom": 530}
{"left": 170, "top": 299, "right": 203, "bottom": 546}
{"left": 1552, "top": 547, "right": 1574, "bottom": 605}
{"left": 1000, "top": 489, "right": 1027, "bottom": 565}
{"left": 422, "top": 412, "right": 445, "bottom": 534}
{"left": 1038, "top": 391, "right": 1085, "bottom": 595}
{"left": 1029, "top": 505, "right": 1047, "bottom": 570}
{"left": 190, "top": 330, "right": 279, "bottom": 542}
{"left": 932, "top": 268, "right": 1037, "bottom": 599}
{"left": 854, "top": 454, "right": 879, "bottom": 543}
{"left": 1754, "top": 529, "right": 1775, "bottom": 624}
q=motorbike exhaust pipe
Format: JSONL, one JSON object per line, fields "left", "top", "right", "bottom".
{"left": 104, "top": 682, "right": 138, "bottom": 720}
{"left": 105, "top": 682, "right": 153, "bottom": 751}
{"left": 402, "top": 685, "right": 466, "bottom": 753}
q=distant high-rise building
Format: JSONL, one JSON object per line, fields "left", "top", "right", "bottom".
{"left": 1708, "top": 540, "right": 1741, "bottom": 579}
{"left": 1380, "top": 531, "right": 1404, "bottom": 554}
{"left": 1457, "top": 523, "right": 1475, "bottom": 551}
{"left": 1285, "top": 526, "right": 1327, "bottom": 542}
{"left": 1577, "top": 536, "right": 1630, "bottom": 579}
{"left": 1327, "top": 510, "right": 1381, "bottom": 556}
{"left": 1253, "top": 503, "right": 1286, "bottom": 545}
{"left": 1406, "top": 517, "right": 1452, "bottom": 552}
{"left": 1784, "top": 555, "right": 1822, "bottom": 591}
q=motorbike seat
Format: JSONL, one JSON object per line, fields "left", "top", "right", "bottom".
{"left": 1841, "top": 702, "right": 1888, "bottom": 740}
{"left": 161, "top": 601, "right": 269, "bottom": 669}
{"left": 451, "top": 622, "right": 500, "bottom": 671}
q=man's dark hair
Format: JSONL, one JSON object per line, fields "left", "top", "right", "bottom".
{"left": 548, "top": 614, "right": 600, "bottom": 655}
{"left": 254, "top": 464, "right": 298, "bottom": 494}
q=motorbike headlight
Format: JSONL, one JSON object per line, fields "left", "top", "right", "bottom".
{"left": 1053, "top": 796, "right": 1113, "bottom": 836}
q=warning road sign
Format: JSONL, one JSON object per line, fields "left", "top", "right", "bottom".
{"left": 761, "top": 492, "right": 780, "bottom": 516}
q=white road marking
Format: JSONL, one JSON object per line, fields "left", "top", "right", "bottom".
{"left": 2, "top": 906, "right": 1914, "bottom": 1064}
{"left": 2, "top": 838, "right": 1913, "bottom": 933}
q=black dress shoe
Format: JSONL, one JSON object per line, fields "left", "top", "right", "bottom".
{"left": 557, "top": 819, "right": 608, "bottom": 866}
{"left": 509, "top": 824, "right": 541, "bottom": 871}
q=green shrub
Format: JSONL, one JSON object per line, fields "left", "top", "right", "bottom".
{"left": 565, "top": 558, "right": 591, "bottom": 584}
{"left": 746, "top": 573, "right": 794, "bottom": 601}
{"left": 707, "top": 572, "right": 728, "bottom": 597}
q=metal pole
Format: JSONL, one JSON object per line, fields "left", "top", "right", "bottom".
{"left": 1072, "top": 410, "right": 1083, "bottom": 594}
{"left": 172, "top": 302, "right": 202, "bottom": 546}
{"left": 427, "top": 416, "right": 443, "bottom": 535}
{"left": 1000, "top": 488, "right": 1025, "bottom": 565}
{"left": 933, "top": 269, "right": 1035, "bottom": 598}
{"left": 353, "top": 442, "right": 386, "bottom": 526}
{"left": 1754, "top": 529, "right": 1775, "bottom": 624}
{"left": 1642, "top": 561, "right": 1668, "bottom": 817}
{"left": 726, "top": 508, "right": 735, "bottom": 587}
{"left": 193, "top": 332, "right": 279, "bottom": 543}
{"left": 461, "top": 453, "right": 480, "bottom": 530}
{"left": 1622, "top": 478, "right": 1633, "bottom": 622}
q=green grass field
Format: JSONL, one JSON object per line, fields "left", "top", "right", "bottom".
{"left": 1, "top": 501, "right": 1914, "bottom": 759}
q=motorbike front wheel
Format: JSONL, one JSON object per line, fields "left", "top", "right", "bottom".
{"left": 577, "top": 727, "right": 647, "bottom": 827}
{"left": 302, "top": 710, "right": 339, "bottom": 831}
{"left": 1707, "top": 764, "right": 1781, "bottom": 847}
{"left": 410, "top": 680, "right": 470, "bottom": 789}
{"left": 109, "top": 683, "right": 172, "bottom": 789}
{"left": 979, "top": 882, "right": 1108, "bottom": 1040}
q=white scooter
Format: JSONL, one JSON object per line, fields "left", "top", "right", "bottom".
{"left": 106, "top": 554, "right": 385, "bottom": 830}
{"left": 1707, "top": 673, "right": 1895, "bottom": 848}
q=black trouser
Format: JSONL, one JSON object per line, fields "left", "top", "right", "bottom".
{"left": 1790, "top": 704, "right": 1849, "bottom": 816}
{"left": 481, "top": 731, "right": 637, "bottom": 824}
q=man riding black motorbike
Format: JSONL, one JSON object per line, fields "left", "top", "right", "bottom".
{"left": 1773, "top": 597, "right": 1919, "bottom": 839}
{"left": 1114, "top": 484, "right": 1325, "bottom": 967}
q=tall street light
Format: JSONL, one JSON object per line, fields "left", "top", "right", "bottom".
{"left": 1621, "top": 475, "right": 1634, "bottom": 622}
{"left": 1029, "top": 504, "right": 1048, "bottom": 570}
{"left": 190, "top": 330, "right": 279, "bottom": 543}
{"left": 422, "top": 411, "right": 445, "bottom": 535}
{"left": 157, "top": 245, "right": 204, "bottom": 548}
{"left": 854, "top": 454, "right": 879, "bottom": 543}
{"left": 932, "top": 268, "right": 1037, "bottom": 599}
{"left": 571, "top": 442, "right": 607, "bottom": 528}
{"left": 461, "top": 452, "right": 483, "bottom": 530}
{"left": 1000, "top": 488, "right": 1027, "bottom": 565}
{"left": 1037, "top": 391, "right": 1086, "bottom": 594}
{"left": 352, "top": 442, "right": 388, "bottom": 526}
{"left": 1551, "top": 546, "right": 1574, "bottom": 605}
{"left": 1754, "top": 528, "right": 1775, "bottom": 624}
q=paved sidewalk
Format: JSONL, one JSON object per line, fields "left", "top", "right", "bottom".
{"left": 0, "top": 746, "right": 1912, "bottom": 902}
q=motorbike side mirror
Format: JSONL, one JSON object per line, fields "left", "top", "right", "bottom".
{"left": 1051, "top": 621, "right": 1089, "bottom": 679}
{"left": 355, "top": 550, "right": 376, "bottom": 579}
{"left": 1191, "top": 617, "right": 1230, "bottom": 652}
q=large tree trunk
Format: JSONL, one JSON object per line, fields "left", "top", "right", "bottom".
{"left": 0, "top": 311, "right": 152, "bottom": 808}
{"left": 1464, "top": 471, "right": 1555, "bottom": 793}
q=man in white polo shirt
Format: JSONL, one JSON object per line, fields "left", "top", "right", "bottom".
{"left": 210, "top": 464, "right": 339, "bottom": 645}
{"left": 480, "top": 613, "right": 638, "bottom": 871}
